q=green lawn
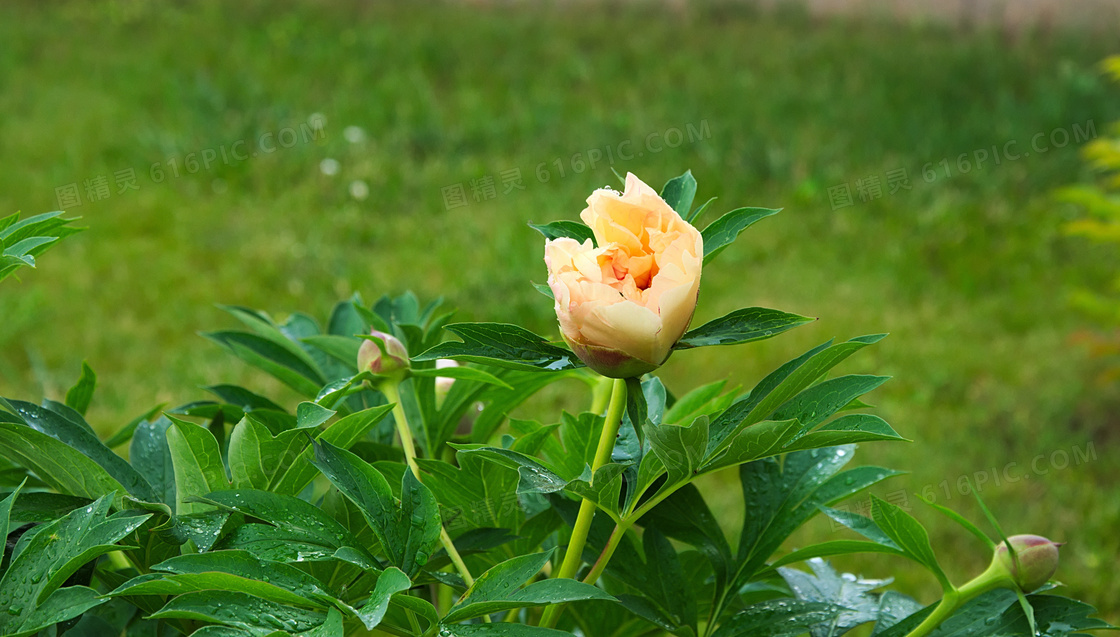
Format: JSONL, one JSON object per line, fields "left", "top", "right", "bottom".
{"left": 1, "top": 0, "right": 1117, "bottom": 620}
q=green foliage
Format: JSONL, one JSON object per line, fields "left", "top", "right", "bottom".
{"left": 0, "top": 171, "right": 1111, "bottom": 637}
{"left": 0, "top": 212, "right": 82, "bottom": 284}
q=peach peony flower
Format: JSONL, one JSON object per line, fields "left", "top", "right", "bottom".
{"left": 545, "top": 173, "right": 703, "bottom": 378}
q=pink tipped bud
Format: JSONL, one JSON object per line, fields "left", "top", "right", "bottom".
{"left": 357, "top": 330, "right": 410, "bottom": 377}
{"left": 994, "top": 534, "right": 1062, "bottom": 592}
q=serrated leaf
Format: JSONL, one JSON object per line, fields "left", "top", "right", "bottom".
{"left": 415, "top": 323, "right": 583, "bottom": 372}
{"left": 675, "top": 308, "right": 814, "bottom": 350}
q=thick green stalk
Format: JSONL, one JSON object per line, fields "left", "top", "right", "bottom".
{"left": 538, "top": 377, "right": 627, "bottom": 628}
{"left": 589, "top": 375, "right": 613, "bottom": 415}
{"left": 904, "top": 562, "right": 1015, "bottom": 637}
{"left": 381, "top": 380, "right": 475, "bottom": 588}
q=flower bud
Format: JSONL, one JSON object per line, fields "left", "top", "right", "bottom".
{"left": 435, "top": 359, "right": 459, "bottom": 406}
{"left": 993, "top": 534, "right": 1062, "bottom": 592}
{"left": 357, "top": 330, "right": 410, "bottom": 378}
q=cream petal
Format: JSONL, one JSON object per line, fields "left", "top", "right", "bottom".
{"left": 622, "top": 172, "right": 676, "bottom": 220}
{"left": 577, "top": 299, "right": 666, "bottom": 365}
{"left": 649, "top": 265, "right": 701, "bottom": 350}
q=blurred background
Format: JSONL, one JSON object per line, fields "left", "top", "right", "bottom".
{"left": 1, "top": 0, "right": 1117, "bottom": 621}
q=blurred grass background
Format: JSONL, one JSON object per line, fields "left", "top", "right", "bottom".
{"left": 0, "top": 0, "right": 1117, "bottom": 620}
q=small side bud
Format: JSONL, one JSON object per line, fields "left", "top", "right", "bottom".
{"left": 993, "top": 534, "right": 1062, "bottom": 592}
{"left": 357, "top": 330, "right": 410, "bottom": 378}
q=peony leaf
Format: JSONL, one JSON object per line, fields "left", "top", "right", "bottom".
{"left": 529, "top": 220, "right": 595, "bottom": 245}
{"left": 415, "top": 322, "right": 584, "bottom": 372}
{"left": 701, "top": 206, "right": 781, "bottom": 264}
{"left": 63, "top": 361, "right": 96, "bottom": 417}
{"left": 675, "top": 307, "right": 815, "bottom": 350}
{"left": 310, "top": 440, "right": 441, "bottom": 576}
{"left": 660, "top": 170, "right": 698, "bottom": 217}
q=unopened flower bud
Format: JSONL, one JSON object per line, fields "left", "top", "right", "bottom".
{"left": 993, "top": 534, "right": 1062, "bottom": 592}
{"left": 357, "top": 330, "right": 410, "bottom": 378}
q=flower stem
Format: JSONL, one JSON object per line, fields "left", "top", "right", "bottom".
{"left": 589, "top": 375, "right": 613, "bottom": 415}
{"left": 539, "top": 377, "right": 627, "bottom": 628}
{"left": 582, "top": 521, "right": 628, "bottom": 585}
{"left": 581, "top": 476, "right": 689, "bottom": 586}
{"left": 381, "top": 380, "right": 475, "bottom": 588}
{"left": 904, "top": 562, "right": 1015, "bottom": 637}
